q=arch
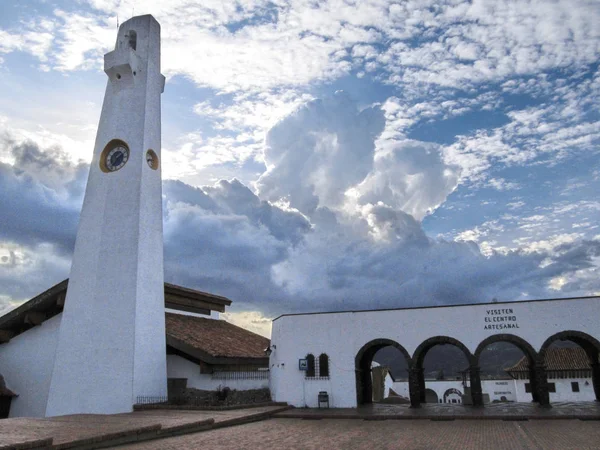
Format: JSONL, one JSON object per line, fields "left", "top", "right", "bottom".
{"left": 539, "top": 330, "right": 600, "bottom": 360}
{"left": 318, "top": 353, "right": 329, "bottom": 377}
{"left": 355, "top": 339, "right": 412, "bottom": 406}
{"left": 539, "top": 330, "right": 600, "bottom": 402}
{"left": 305, "top": 354, "right": 315, "bottom": 378}
{"left": 412, "top": 336, "right": 475, "bottom": 367}
{"left": 424, "top": 388, "right": 438, "bottom": 404}
{"left": 443, "top": 388, "right": 463, "bottom": 403}
{"left": 474, "top": 334, "right": 538, "bottom": 363}
{"left": 412, "top": 336, "right": 474, "bottom": 406}
{"left": 474, "top": 333, "right": 539, "bottom": 404}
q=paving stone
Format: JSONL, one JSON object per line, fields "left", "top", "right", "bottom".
{"left": 0, "top": 406, "right": 285, "bottom": 449}
{"left": 116, "top": 418, "right": 600, "bottom": 450}
{"left": 274, "top": 401, "right": 600, "bottom": 420}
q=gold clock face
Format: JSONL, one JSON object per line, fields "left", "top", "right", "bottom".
{"left": 105, "top": 145, "right": 129, "bottom": 171}
{"left": 100, "top": 140, "right": 130, "bottom": 173}
{"left": 146, "top": 149, "right": 159, "bottom": 170}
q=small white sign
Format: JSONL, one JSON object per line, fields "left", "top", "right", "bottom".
{"left": 299, "top": 359, "right": 308, "bottom": 370}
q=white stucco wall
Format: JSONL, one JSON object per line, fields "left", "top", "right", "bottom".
{"left": 514, "top": 379, "right": 530, "bottom": 403}
{"left": 483, "top": 379, "right": 518, "bottom": 402}
{"left": 514, "top": 377, "right": 596, "bottom": 402}
{"left": 384, "top": 369, "right": 393, "bottom": 399}
{"left": 270, "top": 297, "right": 600, "bottom": 408}
{"left": 0, "top": 315, "right": 61, "bottom": 418}
{"left": 167, "top": 355, "right": 269, "bottom": 391}
{"left": 370, "top": 362, "right": 394, "bottom": 400}
{"left": 390, "top": 380, "right": 464, "bottom": 404}
{"left": 390, "top": 380, "right": 410, "bottom": 400}
{"left": 550, "top": 378, "right": 595, "bottom": 401}
{"left": 1, "top": 319, "right": 267, "bottom": 418}
{"left": 391, "top": 379, "right": 517, "bottom": 404}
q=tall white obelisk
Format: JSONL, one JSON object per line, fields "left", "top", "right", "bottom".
{"left": 46, "top": 15, "right": 167, "bottom": 416}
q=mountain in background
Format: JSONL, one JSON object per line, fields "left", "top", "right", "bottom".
{"left": 373, "top": 341, "right": 578, "bottom": 380}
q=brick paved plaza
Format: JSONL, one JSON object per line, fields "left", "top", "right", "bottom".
{"left": 120, "top": 418, "right": 600, "bottom": 450}
{"left": 0, "top": 406, "right": 287, "bottom": 449}
{"left": 2, "top": 403, "right": 600, "bottom": 449}
{"left": 276, "top": 401, "right": 600, "bottom": 419}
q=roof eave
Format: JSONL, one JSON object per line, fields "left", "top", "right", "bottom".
{"left": 0, "top": 280, "right": 234, "bottom": 342}
{"left": 166, "top": 335, "right": 269, "bottom": 366}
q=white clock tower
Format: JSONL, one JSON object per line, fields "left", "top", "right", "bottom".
{"left": 46, "top": 15, "right": 167, "bottom": 416}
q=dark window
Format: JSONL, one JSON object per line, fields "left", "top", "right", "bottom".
{"left": 306, "top": 354, "right": 315, "bottom": 378}
{"left": 548, "top": 383, "right": 556, "bottom": 393}
{"left": 572, "top": 382, "right": 580, "bottom": 392}
{"left": 318, "top": 354, "right": 329, "bottom": 377}
{"left": 524, "top": 383, "right": 531, "bottom": 393}
{"left": 128, "top": 30, "right": 137, "bottom": 50}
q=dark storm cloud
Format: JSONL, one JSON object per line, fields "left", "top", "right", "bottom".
{"left": 0, "top": 140, "right": 87, "bottom": 304}
{"left": 2, "top": 95, "right": 600, "bottom": 317}
{"left": 272, "top": 232, "right": 600, "bottom": 314}
{"left": 0, "top": 141, "right": 86, "bottom": 253}
{"left": 162, "top": 178, "right": 310, "bottom": 307}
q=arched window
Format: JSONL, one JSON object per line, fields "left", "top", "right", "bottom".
{"left": 306, "top": 354, "right": 315, "bottom": 378}
{"left": 319, "top": 354, "right": 329, "bottom": 377}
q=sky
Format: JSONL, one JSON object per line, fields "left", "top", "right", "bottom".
{"left": 0, "top": 0, "right": 599, "bottom": 337}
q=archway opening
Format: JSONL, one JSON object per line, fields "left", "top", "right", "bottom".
{"left": 443, "top": 388, "right": 462, "bottom": 404}
{"left": 479, "top": 341, "right": 535, "bottom": 404}
{"left": 425, "top": 388, "right": 438, "bottom": 403}
{"left": 420, "top": 344, "right": 469, "bottom": 404}
{"left": 540, "top": 331, "right": 600, "bottom": 404}
{"left": 372, "top": 346, "right": 410, "bottom": 403}
{"left": 412, "top": 337, "right": 473, "bottom": 406}
{"left": 355, "top": 339, "right": 411, "bottom": 406}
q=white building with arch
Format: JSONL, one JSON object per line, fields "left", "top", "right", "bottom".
{"left": 269, "top": 297, "right": 600, "bottom": 408}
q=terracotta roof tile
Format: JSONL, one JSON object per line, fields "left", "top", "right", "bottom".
{"left": 165, "top": 313, "right": 269, "bottom": 360}
{"left": 505, "top": 347, "right": 593, "bottom": 372}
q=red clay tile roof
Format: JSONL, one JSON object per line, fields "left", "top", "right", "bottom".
{"left": 165, "top": 313, "right": 269, "bottom": 361}
{"left": 505, "top": 347, "right": 592, "bottom": 372}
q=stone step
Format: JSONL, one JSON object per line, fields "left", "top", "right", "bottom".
{"left": 0, "top": 405, "right": 291, "bottom": 450}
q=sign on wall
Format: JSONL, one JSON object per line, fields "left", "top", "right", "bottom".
{"left": 299, "top": 359, "right": 308, "bottom": 370}
{"left": 484, "top": 308, "right": 520, "bottom": 330}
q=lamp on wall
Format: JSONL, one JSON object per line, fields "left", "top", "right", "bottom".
{"left": 264, "top": 344, "right": 276, "bottom": 357}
